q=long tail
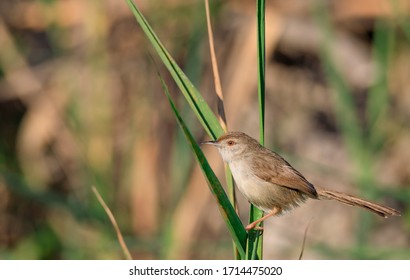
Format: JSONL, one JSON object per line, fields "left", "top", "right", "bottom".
{"left": 317, "top": 188, "right": 400, "bottom": 218}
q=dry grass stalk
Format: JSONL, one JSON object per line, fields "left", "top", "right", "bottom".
{"left": 91, "top": 186, "right": 132, "bottom": 260}
{"left": 205, "top": 0, "right": 227, "bottom": 132}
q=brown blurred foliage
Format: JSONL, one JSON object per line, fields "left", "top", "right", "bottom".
{"left": 0, "top": 0, "right": 409, "bottom": 259}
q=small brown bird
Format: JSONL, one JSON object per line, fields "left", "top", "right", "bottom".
{"left": 203, "top": 131, "right": 400, "bottom": 230}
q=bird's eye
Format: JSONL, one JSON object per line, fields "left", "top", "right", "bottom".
{"left": 227, "top": 140, "right": 235, "bottom": 146}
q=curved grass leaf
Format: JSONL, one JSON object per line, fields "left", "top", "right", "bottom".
{"left": 158, "top": 76, "right": 247, "bottom": 259}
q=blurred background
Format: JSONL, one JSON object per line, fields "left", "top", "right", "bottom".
{"left": 0, "top": 0, "right": 409, "bottom": 259}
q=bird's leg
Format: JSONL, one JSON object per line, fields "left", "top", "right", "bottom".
{"left": 245, "top": 207, "right": 279, "bottom": 231}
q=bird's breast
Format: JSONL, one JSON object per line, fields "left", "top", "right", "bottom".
{"left": 228, "top": 160, "right": 269, "bottom": 204}
{"left": 228, "top": 159, "right": 307, "bottom": 213}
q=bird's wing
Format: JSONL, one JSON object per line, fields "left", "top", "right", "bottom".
{"left": 251, "top": 151, "right": 318, "bottom": 198}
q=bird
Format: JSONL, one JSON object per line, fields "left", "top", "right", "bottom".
{"left": 203, "top": 131, "right": 401, "bottom": 231}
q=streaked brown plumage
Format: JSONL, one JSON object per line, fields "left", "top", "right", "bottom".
{"left": 203, "top": 131, "right": 400, "bottom": 230}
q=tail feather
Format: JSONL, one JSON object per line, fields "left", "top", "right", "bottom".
{"left": 317, "top": 188, "right": 400, "bottom": 218}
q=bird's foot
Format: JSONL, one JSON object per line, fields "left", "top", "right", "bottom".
{"left": 245, "top": 223, "right": 264, "bottom": 232}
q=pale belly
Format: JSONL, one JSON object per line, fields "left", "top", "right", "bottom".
{"left": 228, "top": 160, "right": 306, "bottom": 214}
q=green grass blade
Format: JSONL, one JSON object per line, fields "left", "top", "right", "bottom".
{"left": 247, "top": 0, "right": 266, "bottom": 260}
{"left": 158, "top": 75, "right": 247, "bottom": 259}
{"left": 367, "top": 20, "right": 394, "bottom": 154}
{"left": 257, "top": 0, "right": 266, "bottom": 142}
{"left": 125, "top": 0, "right": 224, "bottom": 140}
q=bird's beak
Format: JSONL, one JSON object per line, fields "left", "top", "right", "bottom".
{"left": 201, "top": 140, "right": 218, "bottom": 146}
